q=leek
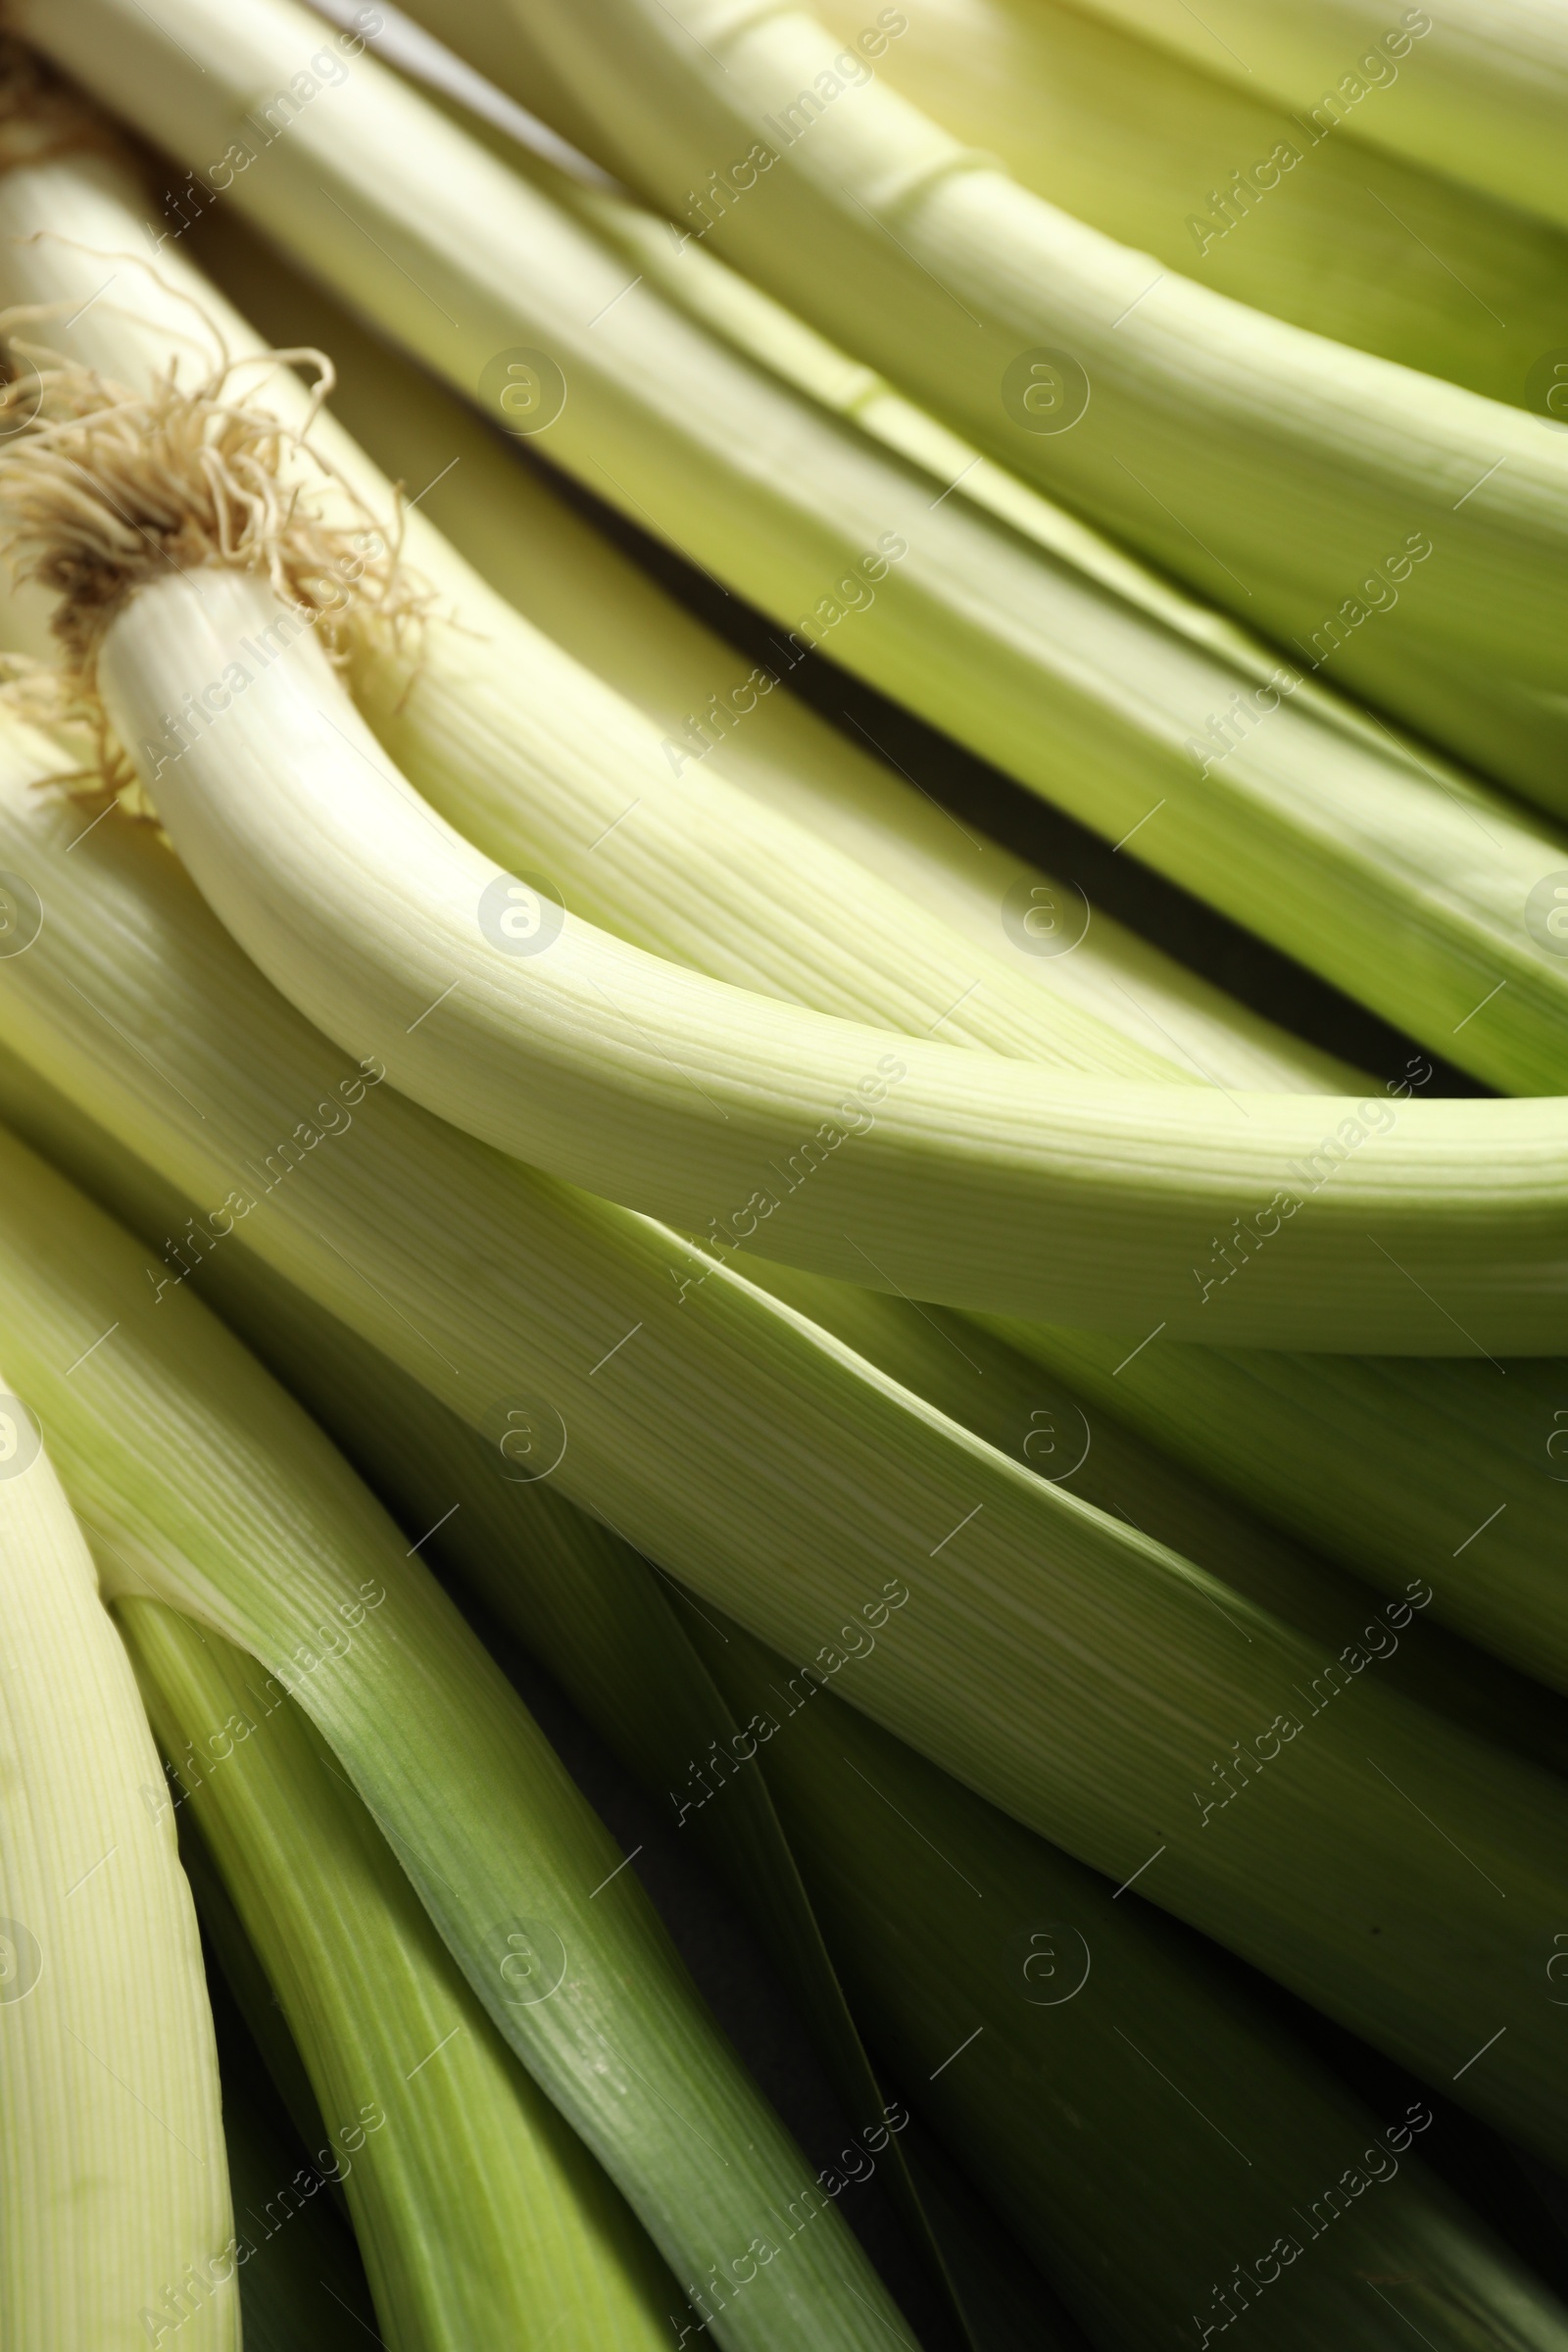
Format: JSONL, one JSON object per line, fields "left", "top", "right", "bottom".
{"left": 0, "top": 744, "right": 1566, "bottom": 2168}
{"left": 17, "top": 7, "right": 1568, "bottom": 1097}
{"left": 6, "top": 1032, "right": 1560, "bottom": 2350}
{"left": 0, "top": 1111, "right": 909, "bottom": 2351}
{"left": 808, "top": 0, "right": 1568, "bottom": 413}
{"left": 0, "top": 1375, "right": 234, "bottom": 2348}
{"left": 4, "top": 166, "right": 1564, "bottom": 1670}
{"left": 510, "top": 0, "right": 1568, "bottom": 808}
{"left": 1064, "top": 0, "right": 1568, "bottom": 241}
{"left": 120, "top": 1595, "right": 680, "bottom": 2350}
{"left": 9, "top": 372, "right": 1568, "bottom": 1348}
{"left": 701, "top": 1609, "right": 1568, "bottom": 2352}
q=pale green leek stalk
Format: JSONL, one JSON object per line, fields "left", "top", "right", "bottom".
{"left": 697, "top": 1611, "right": 1568, "bottom": 2352}
{"left": 183, "top": 239, "right": 1568, "bottom": 1704}
{"left": 18, "top": 12, "right": 1568, "bottom": 1090}
{"left": 0, "top": 1387, "right": 234, "bottom": 2349}
{"left": 0, "top": 1117, "right": 908, "bottom": 2352}
{"left": 118, "top": 1595, "right": 680, "bottom": 2351}
{"left": 1, "top": 739, "right": 1567, "bottom": 2164}
{"left": 509, "top": 0, "right": 1568, "bottom": 808}
{"left": 0, "top": 1043, "right": 994, "bottom": 2352}
{"left": 808, "top": 0, "right": 1568, "bottom": 411}
{"left": 8, "top": 177, "right": 1565, "bottom": 1663}
{"left": 58, "top": 550, "right": 1568, "bottom": 1352}
{"left": 1, "top": 1040, "right": 1555, "bottom": 2350}
{"left": 202, "top": 202, "right": 1358, "bottom": 1099}
{"left": 1064, "top": 0, "right": 1568, "bottom": 240}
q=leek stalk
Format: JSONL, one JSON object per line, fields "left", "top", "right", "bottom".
{"left": 4, "top": 1033, "right": 1558, "bottom": 2351}
{"left": 119, "top": 1595, "right": 680, "bottom": 2351}
{"left": 700, "top": 1610, "right": 1568, "bottom": 2352}
{"left": 510, "top": 0, "right": 1568, "bottom": 808}
{"left": 1065, "top": 0, "right": 1568, "bottom": 241}
{"left": 0, "top": 743, "right": 1565, "bottom": 2167}
{"left": 5, "top": 165, "right": 1565, "bottom": 1669}
{"left": 808, "top": 0, "right": 1568, "bottom": 411}
{"left": 0, "top": 1110, "right": 909, "bottom": 2352}
{"left": 5, "top": 380, "right": 1568, "bottom": 1346}
{"left": 17, "top": 5, "right": 1568, "bottom": 1094}
{"left": 0, "top": 1379, "right": 234, "bottom": 2349}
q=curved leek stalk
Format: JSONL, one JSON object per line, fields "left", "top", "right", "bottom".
{"left": 0, "top": 1121, "right": 907, "bottom": 2352}
{"left": 120, "top": 1596, "right": 680, "bottom": 2352}
{"left": 63, "top": 551, "right": 1568, "bottom": 1353}
{"left": 701, "top": 1611, "right": 1568, "bottom": 2352}
{"left": 1065, "top": 0, "right": 1568, "bottom": 240}
{"left": 16, "top": 14, "right": 1568, "bottom": 1094}
{"left": 200, "top": 202, "right": 1365, "bottom": 1099}
{"left": 11, "top": 1015, "right": 1568, "bottom": 2346}
{"left": 8, "top": 168, "right": 1567, "bottom": 1686}
{"left": 808, "top": 0, "right": 1568, "bottom": 411}
{"left": 0, "top": 1381, "right": 233, "bottom": 2349}
{"left": 1, "top": 737, "right": 1567, "bottom": 2168}
{"left": 509, "top": 0, "right": 1568, "bottom": 810}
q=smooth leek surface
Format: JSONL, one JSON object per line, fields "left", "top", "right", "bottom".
{"left": 701, "top": 1612, "right": 1568, "bottom": 2352}
{"left": 5, "top": 1031, "right": 1559, "bottom": 2349}
{"left": 812, "top": 0, "right": 1568, "bottom": 410}
{"left": 22, "top": 162, "right": 1568, "bottom": 1686}
{"left": 120, "top": 1595, "right": 680, "bottom": 2352}
{"left": 17, "top": 13, "right": 1568, "bottom": 1097}
{"left": 0, "top": 1383, "right": 234, "bottom": 2350}
{"left": 46, "top": 560, "right": 1568, "bottom": 1353}
{"left": 201, "top": 203, "right": 1359, "bottom": 1097}
{"left": 0, "top": 748, "right": 1566, "bottom": 2163}
{"left": 0, "top": 1115, "right": 907, "bottom": 2352}
{"left": 515, "top": 0, "right": 1568, "bottom": 808}
{"left": 1067, "top": 0, "right": 1568, "bottom": 239}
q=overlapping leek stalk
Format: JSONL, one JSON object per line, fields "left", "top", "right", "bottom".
{"left": 0, "top": 731, "right": 1565, "bottom": 2169}
{"left": 509, "top": 0, "right": 1568, "bottom": 809}
{"left": 0, "top": 1379, "right": 233, "bottom": 2349}
{"left": 3, "top": 1028, "right": 1557, "bottom": 2352}
{"left": 0, "top": 1115, "right": 908, "bottom": 2352}
{"left": 1065, "top": 0, "right": 1568, "bottom": 239}
{"left": 807, "top": 0, "right": 1568, "bottom": 410}
{"left": 203, "top": 205, "right": 1361, "bottom": 1099}
{"left": 10, "top": 383, "right": 1568, "bottom": 1347}
{"left": 700, "top": 1611, "right": 1568, "bottom": 2352}
{"left": 16, "top": 10, "right": 1568, "bottom": 1096}
{"left": 5, "top": 159, "right": 1563, "bottom": 1672}
{"left": 119, "top": 1595, "right": 680, "bottom": 2351}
